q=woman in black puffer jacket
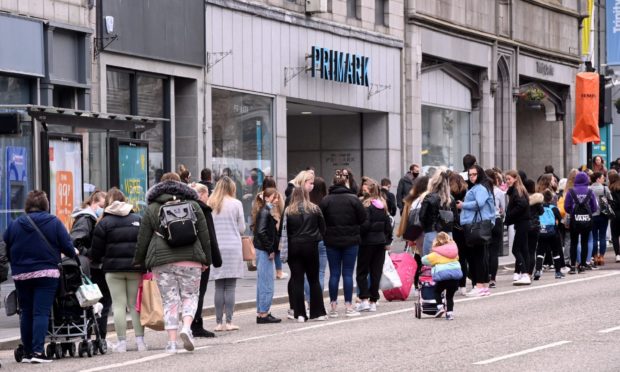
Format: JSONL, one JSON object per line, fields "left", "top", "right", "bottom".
{"left": 419, "top": 168, "right": 457, "bottom": 255}
{"left": 90, "top": 188, "right": 146, "bottom": 353}
{"left": 356, "top": 179, "right": 392, "bottom": 313}
{"left": 504, "top": 170, "right": 531, "bottom": 285}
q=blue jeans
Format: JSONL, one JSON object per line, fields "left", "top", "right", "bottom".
{"left": 592, "top": 215, "right": 609, "bottom": 256}
{"left": 15, "top": 277, "right": 59, "bottom": 354}
{"left": 326, "top": 245, "right": 358, "bottom": 304}
{"left": 304, "top": 241, "right": 327, "bottom": 301}
{"left": 576, "top": 232, "right": 594, "bottom": 264}
{"left": 256, "top": 249, "right": 275, "bottom": 313}
{"left": 274, "top": 250, "right": 283, "bottom": 271}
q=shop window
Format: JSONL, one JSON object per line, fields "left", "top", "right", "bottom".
{"left": 375, "top": 0, "right": 386, "bottom": 26}
{"left": 53, "top": 86, "right": 77, "bottom": 109}
{"left": 212, "top": 88, "right": 274, "bottom": 225}
{"left": 106, "top": 69, "right": 132, "bottom": 115}
{"left": 0, "top": 75, "right": 31, "bottom": 104}
{"left": 421, "top": 105, "right": 470, "bottom": 170}
{"left": 0, "top": 122, "right": 34, "bottom": 234}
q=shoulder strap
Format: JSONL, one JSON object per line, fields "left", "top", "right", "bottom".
{"left": 25, "top": 214, "right": 58, "bottom": 258}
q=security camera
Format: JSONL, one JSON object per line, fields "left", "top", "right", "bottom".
{"left": 105, "top": 16, "right": 114, "bottom": 34}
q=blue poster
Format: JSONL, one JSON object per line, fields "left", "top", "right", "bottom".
{"left": 119, "top": 144, "right": 148, "bottom": 215}
{"left": 593, "top": 125, "right": 610, "bottom": 166}
{"left": 607, "top": 0, "right": 620, "bottom": 65}
{"left": 3, "top": 146, "right": 28, "bottom": 231}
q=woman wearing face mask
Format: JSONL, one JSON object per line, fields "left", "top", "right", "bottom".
{"left": 70, "top": 190, "right": 111, "bottom": 343}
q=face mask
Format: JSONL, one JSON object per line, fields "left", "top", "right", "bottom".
{"left": 95, "top": 207, "right": 104, "bottom": 217}
{"left": 412, "top": 172, "right": 419, "bottom": 177}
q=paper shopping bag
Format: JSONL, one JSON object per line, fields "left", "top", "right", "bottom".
{"left": 140, "top": 276, "right": 165, "bottom": 331}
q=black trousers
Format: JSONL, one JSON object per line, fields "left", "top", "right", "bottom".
{"left": 452, "top": 228, "right": 468, "bottom": 288}
{"left": 468, "top": 243, "right": 489, "bottom": 285}
{"left": 90, "top": 268, "right": 111, "bottom": 340}
{"left": 288, "top": 241, "right": 326, "bottom": 320}
{"left": 192, "top": 269, "right": 210, "bottom": 328}
{"left": 434, "top": 279, "right": 459, "bottom": 312}
{"left": 611, "top": 218, "right": 620, "bottom": 256}
{"left": 356, "top": 244, "right": 385, "bottom": 303}
{"left": 488, "top": 218, "right": 503, "bottom": 281}
{"left": 536, "top": 234, "right": 563, "bottom": 273}
{"left": 512, "top": 220, "right": 530, "bottom": 274}
{"left": 527, "top": 230, "right": 539, "bottom": 275}
{"left": 570, "top": 228, "right": 590, "bottom": 267}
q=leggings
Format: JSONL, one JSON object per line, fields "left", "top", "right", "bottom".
{"left": 105, "top": 272, "right": 143, "bottom": 339}
{"left": 434, "top": 279, "right": 459, "bottom": 312}
{"left": 452, "top": 228, "right": 468, "bottom": 288}
{"left": 535, "top": 234, "right": 563, "bottom": 273}
{"left": 214, "top": 278, "right": 237, "bottom": 324}
{"left": 527, "top": 230, "right": 539, "bottom": 275}
{"left": 488, "top": 218, "right": 503, "bottom": 281}
{"left": 512, "top": 220, "right": 530, "bottom": 274}
{"left": 570, "top": 228, "right": 590, "bottom": 267}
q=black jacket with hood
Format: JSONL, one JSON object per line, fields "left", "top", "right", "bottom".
{"left": 90, "top": 201, "right": 142, "bottom": 272}
{"left": 419, "top": 193, "right": 457, "bottom": 233}
{"left": 528, "top": 193, "right": 544, "bottom": 232}
{"left": 396, "top": 172, "right": 415, "bottom": 211}
{"left": 504, "top": 187, "right": 530, "bottom": 226}
{"left": 319, "top": 185, "right": 367, "bottom": 248}
{"left": 360, "top": 199, "right": 393, "bottom": 246}
{"left": 197, "top": 200, "right": 222, "bottom": 267}
{"left": 70, "top": 208, "right": 98, "bottom": 257}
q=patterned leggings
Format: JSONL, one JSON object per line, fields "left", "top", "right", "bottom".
{"left": 153, "top": 264, "right": 201, "bottom": 330}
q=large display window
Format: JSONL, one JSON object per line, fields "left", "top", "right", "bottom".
{"left": 109, "top": 138, "right": 149, "bottom": 215}
{"left": 212, "top": 88, "right": 274, "bottom": 223}
{"left": 421, "top": 105, "right": 470, "bottom": 170}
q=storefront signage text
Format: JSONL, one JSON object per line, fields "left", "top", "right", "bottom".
{"left": 310, "top": 46, "right": 370, "bottom": 87}
{"left": 536, "top": 61, "right": 554, "bottom": 76}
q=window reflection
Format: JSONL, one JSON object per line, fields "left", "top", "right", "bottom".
{"left": 422, "top": 105, "right": 470, "bottom": 170}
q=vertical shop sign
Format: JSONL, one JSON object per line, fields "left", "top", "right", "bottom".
{"left": 607, "top": 0, "right": 620, "bottom": 65}
{"left": 119, "top": 142, "right": 148, "bottom": 215}
{"left": 55, "top": 171, "right": 74, "bottom": 229}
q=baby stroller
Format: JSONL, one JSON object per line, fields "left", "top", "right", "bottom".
{"left": 414, "top": 266, "right": 443, "bottom": 319}
{"left": 14, "top": 257, "right": 107, "bottom": 362}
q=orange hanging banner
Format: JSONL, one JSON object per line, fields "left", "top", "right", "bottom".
{"left": 572, "top": 72, "right": 600, "bottom": 145}
{"left": 56, "top": 170, "right": 74, "bottom": 231}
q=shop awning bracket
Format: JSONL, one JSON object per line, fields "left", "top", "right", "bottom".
{"left": 207, "top": 50, "right": 233, "bottom": 72}
{"left": 284, "top": 66, "right": 310, "bottom": 86}
{"left": 367, "top": 83, "right": 391, "bottom": 100}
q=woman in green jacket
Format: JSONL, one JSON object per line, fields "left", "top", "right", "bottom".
{"left": 134, "top": 172, "right": 211, "bottom": 354}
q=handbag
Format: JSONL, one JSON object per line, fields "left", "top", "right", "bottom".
{"left": 600, "top": 187, "right": 616, "bottom": 219}
{"left": 463, "top": 202, "right": 493, "bottom": 247}
{"left": 140, "top": 275, "right": 165, "bottom": 331}
{"left": 403, "top": 200, "right": 423, "bottom": 241}
{"left": 242, "top": 236, "right": 256, "bottom": 261}
{"left": 379, "top": 251, "right": 402, "bottom": 290}
{"left": 4, "top": 289, "right": 19, "bottom": 316}
{"left": 75, "top": 275, "right": 103, "bottom": 307}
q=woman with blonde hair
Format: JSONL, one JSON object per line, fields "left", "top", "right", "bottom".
{"left": 208, "top": 177, "right": 246, "bottom": 331}
{"left": 285, "top": 187, "right": 327, "bottom": 322}
{"left": 419, "top": 168, "right": 456, "bottom": 255}
{"left": 356, "top": 179, "right": 392, "bottom": 312}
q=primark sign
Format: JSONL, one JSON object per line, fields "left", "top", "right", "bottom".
{"left": 310, "top": 46, "right": 370, "bottom": 87}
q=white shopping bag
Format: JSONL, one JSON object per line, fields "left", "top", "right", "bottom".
{"left": 379, "top": 251, "right": 402, "bottom": 290}
{"left": 76, "top": 275, "right": 103, "bottom": 308}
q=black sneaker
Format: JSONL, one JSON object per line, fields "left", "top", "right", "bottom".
{"left": 568, "top": 267, "right": 576, "bottom": 275}
{"left": 578, "top": 265, "right": 586, "bottom": 273}
{"left": 21, "top": 354, "right": 33, "bottom": 363}
{"left": 257, "top": 313, "right": 282, "bottom": 324}
{"left": 30, "top": 353, "right": 52, "bottom": 363}
{"left": 533, "top": 270, "right": 541, "bottom": 281}
{"left": 489, "top": 281, "right": 496, "bottom": 288}
{"left": 191, "top": 327, "right": 215, "bottom": 338}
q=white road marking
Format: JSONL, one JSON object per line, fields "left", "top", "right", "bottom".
{"left": 473, "top": 341, "right": 572, "bottom": 365}
{"left": 79, "top": 270, "right": 620, "bottom": 371}
{"left": 598, "top": 325, "right": 620, "bottom": 334}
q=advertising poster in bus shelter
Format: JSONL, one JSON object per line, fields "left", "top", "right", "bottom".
{"left": 49, "top": 138, "right": 83, "bottom": 230}
{"left": 119, "top": 143, "right": 148, "bottom": 215}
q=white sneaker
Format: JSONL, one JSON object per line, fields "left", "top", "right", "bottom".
{"left": 136, "top": 337, "right": 148, "bottom": 352}
{"left": 329, "top": 308, "right": 339, "bottom": 318}
{"left": 560, "top": 266, "right": 571, "bottom": 274}
{"left": 346, "top": 308, "right": 361, "bottom": 317}
{"left": 113, "top": 340, "right": 127, "bottom": 353}
{"left": 458, "top": 287, "right": 467, "bottom": 296}
{"left": 179, "top": 328, "right": 195, "bottom": 351}
{"left": 435, "top": 305, "right": 446, "bottom": 318}
{"left": 355, "top": 301, "right": 370, "bottom": 312}
{"left": 616, "top": 255, "right": 620, "bottom": 263}
{"left": 310, "top": 315, "right": 328, "bottom": 321}
{"left": 512, "top": 273, "right": 522, "bottom": 281}
{"left": 297, "top": 316, "right": 305, "bottom": 323}
{"left": 465, "top": 288, "right": 483, "bottom": 297}
{"left": 165, "top": 343, "right": 177, "bottom": 354}
{"left": 369, "top": 303, "right": 377, "bottom": 312}
{"left": 514, "top": 274, "right": 531, "bottom": 286}
{"left": 287, "top": 309, "right": 295, "bottom": 320}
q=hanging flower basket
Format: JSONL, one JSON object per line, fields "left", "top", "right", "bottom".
{"left": 520, "top": 87, "right": 545, "bottom": 109}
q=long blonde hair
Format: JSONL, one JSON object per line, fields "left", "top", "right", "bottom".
{"left": 208, "top": 176, "right": 237, "bottom": 214}
{"left": 360, "top": 178, "right": 387, "bottom": 213}
{"left": 565, "top": 168, "right": 579, "bottom": 192}
{"left": 292, "top": 170, "right": 314, "bottom": 188}
{"left": 286, "top": 186, "right": 319, "bottom": 215}
{"left": 427, "top": 167, "right": 451, "bottom": 208}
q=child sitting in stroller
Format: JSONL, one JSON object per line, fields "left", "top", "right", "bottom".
{"left": 421, "top": 232, "right": 463, "bottom": 320}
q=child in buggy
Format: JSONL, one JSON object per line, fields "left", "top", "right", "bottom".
{"left": 13, "top": 256, "right": 107, "bottom": 362}
{"left": 418, "top": 232, "right": 463, "bottom": 320}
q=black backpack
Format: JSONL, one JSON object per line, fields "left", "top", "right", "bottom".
{"left": 569, "top": 189, "right": 593, "bottom": 232}
{"left": 158, "top": 199, "right": 198, "bottom": 247}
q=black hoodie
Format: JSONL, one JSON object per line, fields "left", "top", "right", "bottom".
{"left": 319, "top": 185, "right": 367, "bottom": 248}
